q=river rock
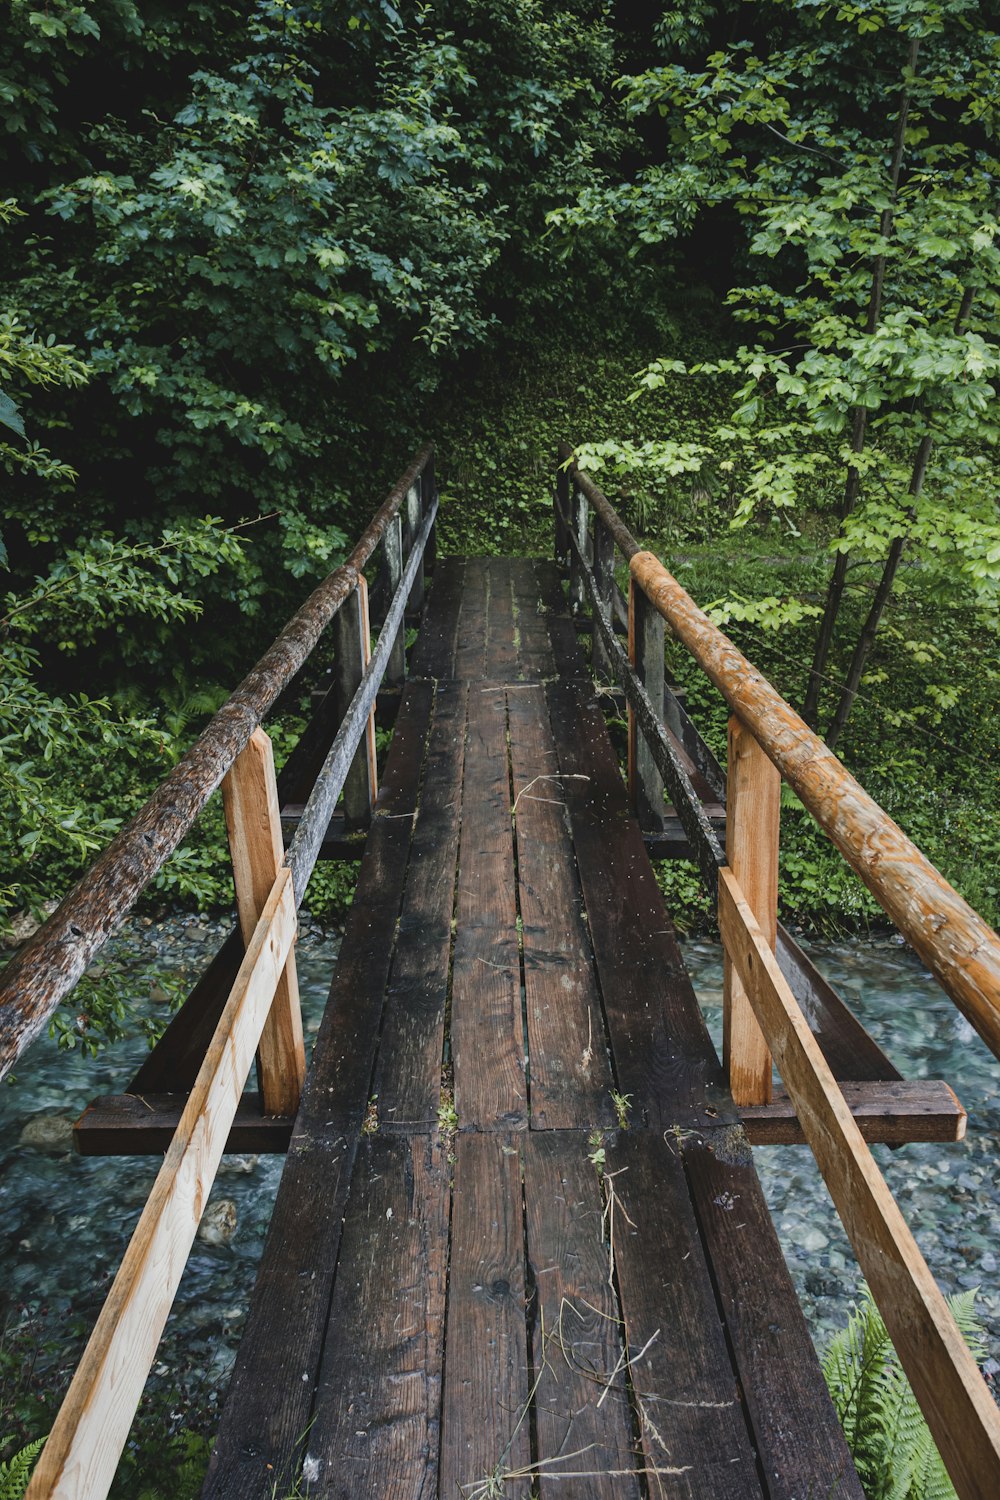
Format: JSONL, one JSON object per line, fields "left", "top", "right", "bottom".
{"left": 19, "top": 1114, "right": 75, "bottom": 1152}
{"left": 198, "top": 1198, "right": 238, "bottom": 1246}
{"left": 216, "top": 1154, "right": 259, "bottom": 1176}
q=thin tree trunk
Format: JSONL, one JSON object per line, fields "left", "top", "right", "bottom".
{"left": 822, "top": 285, "right": 974, "bottom": 751}
{"left": 824, "top": 434, "right": 933, "bottom": 751}
{"left": 801, "top": 37, "right": 919, "bottom": 727}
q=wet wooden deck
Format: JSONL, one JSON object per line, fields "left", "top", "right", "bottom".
{"left": 202, "top": 557, "right": 862, "bottom": 1500}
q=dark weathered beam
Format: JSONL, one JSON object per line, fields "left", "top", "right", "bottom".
{"left": 739, "top": 1079, "right": 966, "bottom": 1147}
{"left": 75, "top": 1092, "right": 294, "bottom": 1156}
{"left": 0, "top": 446, "right": 434, "bottom": 1081}
{"left": 558, "top": 441, "right": 639, "bottom": 560}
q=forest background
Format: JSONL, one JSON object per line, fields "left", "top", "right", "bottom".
{"left": 2, "top": 0, "right": 998, "bottom": 956}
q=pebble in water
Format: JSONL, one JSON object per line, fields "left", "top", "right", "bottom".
{"left": 19, "top": 1114, "right": 75, "bottom": 1152}
{"left": 198, "top": 1198, "right": 238, "bottom": 1247}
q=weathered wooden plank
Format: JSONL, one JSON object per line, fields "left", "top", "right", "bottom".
{"left": 510, "top": 557, "right": 556, "bottom": 681}
{"left": 29, "top": 871, "right": 297, "bottom": 1500}
{"left": 376, "top": 681, "right": 468, "bottom": 1130}
{"left": 606, "top": 1130, "right": 762, "bottom": 1498}
{"left": 303, "top": 1134, "right": 450, "bottom": 1499}
{"left": 74, "top": 1093, "right": 293, "bottom": 1156}
{"left": 223, "top": 728, "right": 306, "bottom": 1116}
{"left": 546, "top": 680, "right": 730, "bottom": 1131}
{"left": 631, "top": 549, "right": 1000, "bottom": 1066}
{"left": 524, "top": 1132, "right": 641, "bottom": 1498}
{"left": 723, "top": 718, "right": 778, "bottom": 1106}
{"left": 774, "top": 928, "right": 901, "bottom": 1083}
{"left": 533, "top": 559, "right": 586, "bottom": 679}
{"left": 568, "top": 486, "right": 590, "bottom": 615}
{"left": 203, "top": 684, "right": 433, "bottom": 1499}
{"left": 410, "top": 555, "right": 465, "bottom": 679}
{"left": 740, "top": 1078, "right": 966, "bottom": 1145}
{"left": 591, "top": 519, "right": 616, "bottom": 684}
{"left": 439, "top": 1134, "right": 531, "bottom": 1499}
{"left": 128, "top": 928, "right": 245, "bottom": 1095}
{"left": 452, "top": 685, "right": 526, "bottom": 1131}
{"left": 628, "top": 577, "right": 665, "bottom": 831}
{"left": 681, "top": 1131, "right": 865, "bottom": 1500}
{"left": 379, "top": 513, "right": 407, "bottom": 690}
{"left": 454, "top": 556, "right": 491, "bottom": 680}
{"left": 718, "top": 866, "right": 1000, "bottom": 1500}
{"left": 507, "top": 685, "right": 615, "bottom": 1129}
{"left": 486, "top": 556, "right": 518, "bottom": 680}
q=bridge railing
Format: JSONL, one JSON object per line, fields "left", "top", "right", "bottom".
{"left": 555, "top": 444, "right": 1000, "bottom": 1500}
{"left": 5, "top": 446, "right": 437, "bottom": 1500}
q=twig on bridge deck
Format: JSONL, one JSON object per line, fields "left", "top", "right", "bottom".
{"left": 511, "top": 773, "right": 589, "bottom": 815}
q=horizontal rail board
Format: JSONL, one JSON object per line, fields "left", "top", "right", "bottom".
{"left": 739, "top": 1078, "right": 966, "bottom": 1146}
{"left": 0, "top": 447, "right": 434, "bottom": 1081}
{"left": 75, "top": 1092, "right": 294, "bottom": 1155}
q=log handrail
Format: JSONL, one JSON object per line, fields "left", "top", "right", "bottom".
{"left": 0, "top": 444, "right": 435, "bottom": 1080}
{"left": 629, "top": 548, "right": 1000, "bottom": 1065}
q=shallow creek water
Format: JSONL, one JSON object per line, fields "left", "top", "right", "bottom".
{"left": 1, "top": 918, "right": 997, "bottom": 1448}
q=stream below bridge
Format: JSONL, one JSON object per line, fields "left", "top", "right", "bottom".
{"left": 2, "top": 916, "right": 997, "bottom": 1447}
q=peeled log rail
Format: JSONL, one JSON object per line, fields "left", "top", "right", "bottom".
{"left": 630, "top": 549, "right": 1000, "bottom": 1065}
{"left": 0, "top": 445, "right": 434, "bottom": 1082}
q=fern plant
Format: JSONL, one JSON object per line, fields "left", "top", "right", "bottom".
{"left": 0, "top": 1436, "right": 46, "bottom": 1500}
{"left": 822, "top": 1285, "right": 984, "bottom": 1500}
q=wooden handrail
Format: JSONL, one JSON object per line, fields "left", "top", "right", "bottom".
{"left": 557, "top": 442, "right": 640, "bottom": 560}
{"left": 629, "top": 549, "right": 1000, "bottom": 1065}
{"left": 0, "top": 445, "right": 434, "bottom": 1080}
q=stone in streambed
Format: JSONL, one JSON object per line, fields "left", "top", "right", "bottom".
{"left": 198, "top": 1198, "right": 238, "bottom": 1246}
{"left": 19, "top": 1114, "right": 75, "bottom": 1152}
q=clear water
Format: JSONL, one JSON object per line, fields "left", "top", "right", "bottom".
{"left": 2, "top": 919, "right": 996, "bottom": 1460}
{"left": 682, "top": 934, "right": 1000, "bottom": 1365}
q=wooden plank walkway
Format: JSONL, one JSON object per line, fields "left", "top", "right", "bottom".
{"left": 203, "top": 557, "right": 862, "bottom": 1500}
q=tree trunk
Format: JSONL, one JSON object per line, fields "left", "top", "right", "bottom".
{"left": 823, "top": 433, "right": 933, "bottom": 751}
{"left": 801, "top": 37, "right": 919, "bottom": 727}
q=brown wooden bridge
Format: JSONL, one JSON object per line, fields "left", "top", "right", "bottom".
{"left": 3, "top": 446, "right": 1000, "bottom": 1499}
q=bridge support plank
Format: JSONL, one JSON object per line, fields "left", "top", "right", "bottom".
{"left": 507, "top": 683, "right": 616, "bottom": 1129}
{"left": 439, "top": 1134, "right": 531, "bottom": 1500}
{"left": 451, "top": 684, "right": 526, "bottom": 1131}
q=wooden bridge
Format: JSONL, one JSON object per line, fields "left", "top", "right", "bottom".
{"left": 3, "top": 446, "right": 1000, "bottom": 1498}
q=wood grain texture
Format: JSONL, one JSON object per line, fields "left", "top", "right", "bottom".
{"left": 376, "top": 681, "right": 467, "bottom": 1129}
{"left": 524, "top": 1132, "right": 641, "bottom": 1498}
{"left": 681, "top": 1131, "right": 864, "bottom": 1500}
{"left": 510, "top": 558, "right": 557, "bottom": 681}
{"left": 410, "top": 556, "right": 464, "bottom": 678}
{"left": 452, "top": 684, "right": 526, "bottom": 1131}
{"left": 74, "top": 1092, "right": 294, "bottom": 1156}
{"left": 485, "top": 556, "right": 518, "bottom": 680}
{"left": 740, "top": 1078, "right": 966, "bottom": 1145}
{"left": 606, "top": 1130, "right": 762, "bottom": 1499}
{"left": 29, "top": 871, "right": 297, "bottom": 1500}
{"left": 454, "top": 556, "right": 490, "bottom": 680}
{"left": 723, "top": 718, "right": 778, "bottom": 1106}
{"left": 439, "top": 1134, "right": 531, "bottom": 1499}
{"left": 305, "top": 1135, "right": 450, "bottom": 1499}
{"left": 719, "top": 866, "right": 1000, "bottom": 1500}
{"left": 546, "top": 680, "right": 730, "bottom": 1131}
{"left": 627, "top": 577, "right": 665, "bottom": 831}
{"left": 222, "top": 728, "right": 305, "bottom": 1116}
{"left": 631, "top": 548, "right": 1000, "bottom": 1066}
{"left": 507, "top": 684, "right": 615, "bottom": 1129}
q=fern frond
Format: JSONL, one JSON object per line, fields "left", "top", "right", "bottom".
{"left": 0, "top": 1435, "right": 47, "bottom": 1500}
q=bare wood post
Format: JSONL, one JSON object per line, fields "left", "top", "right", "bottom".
{"left": 380, "top": 514, "right": 407, "bottom": 691}
{"left": 405, "top": 481, "right": 425, "bottom": 614}
{"left": 723, "top": 716, "right": 778, "bottom": 1105}
{"left": 592, "top": 519, "right": 615, "bottom": 682}
{"left": 627, "top": 577, "right": 666, "bottom": 829}
{"left": 333, "top": 577, "right": 378, "bottom": 829}
{"left": 568, "top": 483, "right": 589, "bottom": 614}
{"left": 422, "top": 451, "right": 437, "bottom": 575}
{"left": 221, "top": 730, "right": 305, "bottom": 1117}
{"left": 554, "top": 461, "right": 570, "bottom": 567}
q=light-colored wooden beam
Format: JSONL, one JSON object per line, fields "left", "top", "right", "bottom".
{"left": 723, "top": 717, "right": 778, "bottom": 1105}
{"left": 27, "top": 869, "right": 298, "bottom": 1500}
{"left": 718, "top": 865, "right": 1000, "bottom": 1500}
{"left": 222, "top": 729, "right": 305, "bottom": 1116}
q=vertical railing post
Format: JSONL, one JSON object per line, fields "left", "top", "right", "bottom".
{"left": 421, "top": 451, "right": 437, "bottom": 576}
{"left": 222, "top": 728, "right": 305, "bottom": 1116}
{"left": 405, "top": 480, "right": 425, "bottom": 614}
{"left": 723, "top": 716, "right": 779, "bottom": 1105}
{"left": 555, "top": 459, "right": 570, "bottom": 568}
{"left": 628, "top": 577, "right": 666, "bottom": 829}
{"left": 380, "top": 514, "right": 407, "bottom": 692}
{"left": 333, "top": 576, "right": 378, "bottom": 829}
{"left": 592, "top": 519, "right": 615, "bottom": 682}
{"left": 568, "top": 482, "right": 589, "bottom": 614}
